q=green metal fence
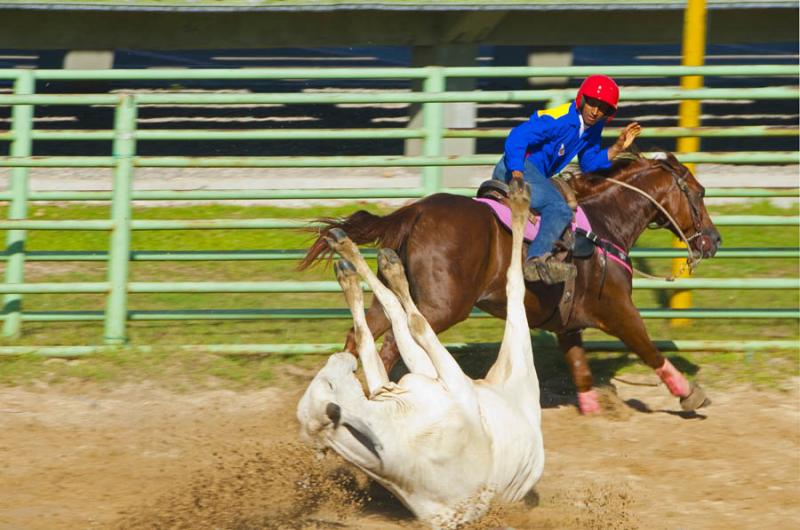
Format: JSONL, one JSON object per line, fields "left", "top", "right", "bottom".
{"left": 0, "top": 65, "right": 797, "bottom": 354}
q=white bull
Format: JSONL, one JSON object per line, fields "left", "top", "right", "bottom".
{"left": 297, "top": 180, "right": 544, "bottom": 529}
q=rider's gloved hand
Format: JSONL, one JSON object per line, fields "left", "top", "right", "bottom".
{"left": 617, "top": 122, "right": 642, "bottom": 150}
{"left": 608, "top": 122, "right": 642, "bottom": 160}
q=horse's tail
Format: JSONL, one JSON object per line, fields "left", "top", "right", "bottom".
{"left": 297, "top": 203, "right": 422, "bottom": 271}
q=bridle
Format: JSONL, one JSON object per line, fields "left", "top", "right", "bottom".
{"left": 651, "top": 162, "right": 705, "bottom": 233}
{"left": 605, "top": 161, "right": 707, "bottom": 280}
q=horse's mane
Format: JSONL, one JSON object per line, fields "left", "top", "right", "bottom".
{"left": 567, "top": 147, "right": 682, "bottom": 198}
{"left": 564, "top": 147, "right": 686, "bottom": 245}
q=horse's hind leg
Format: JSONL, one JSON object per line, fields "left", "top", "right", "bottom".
{"left": 557, "top": 331, "right": 600, "bottom": 414}
{"left": 600, "top": 306, "right": 710, "bottom": 411}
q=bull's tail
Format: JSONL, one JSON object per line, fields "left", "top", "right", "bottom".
{"left": 297, "top": 203, "right": 422, "bottom": 271}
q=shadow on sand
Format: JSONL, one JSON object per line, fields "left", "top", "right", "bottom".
{"left": 436, "top": 331, "right": 703, "bottom": 417}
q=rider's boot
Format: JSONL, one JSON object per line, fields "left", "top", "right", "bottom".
{"left": 523, "top": 253, "right": 577, "bottom": 285}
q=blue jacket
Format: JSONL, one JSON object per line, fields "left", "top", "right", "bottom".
{"left": 503, "top": 102, "right": 612, "bottom": 177}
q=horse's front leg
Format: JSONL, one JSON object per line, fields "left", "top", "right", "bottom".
{"left": 599, "top": 306, "right": 710, "bottom": 411}
{"left": 557, "top": 331, "right": 600, "bottom": 414}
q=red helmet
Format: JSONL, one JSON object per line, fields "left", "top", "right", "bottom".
{"left": 575, "top": 75, "right": 619, "bottom": 119}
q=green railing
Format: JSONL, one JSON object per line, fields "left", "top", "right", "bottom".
{"left": 0, "top": 65, "right": 798, "bottom": 353}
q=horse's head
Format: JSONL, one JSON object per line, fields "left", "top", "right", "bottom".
{"left": 649, "top": 153, "right": 721, "bottom": 259}
{"left": 573, "top": 151, "right": 722, "bottom": 260}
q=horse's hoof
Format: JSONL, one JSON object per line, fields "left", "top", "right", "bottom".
{"left": 680, "top": 382, "right": 711, "bottom": 411}
{"left": 577, "top": 389, "right": 601, "bottom": 414}
{"left": 334, "top": 259, "right": 357, "bottom": 280}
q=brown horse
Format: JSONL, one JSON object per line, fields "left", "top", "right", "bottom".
{"left": 299, "top": 152, "right": 722, "bottom": 414}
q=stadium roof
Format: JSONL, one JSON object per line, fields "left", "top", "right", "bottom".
{"left": 0, "top": 0, "right": 794, "bottom": 49}
{"left": 0, "top": 0, "right": 796, "bottom": 12}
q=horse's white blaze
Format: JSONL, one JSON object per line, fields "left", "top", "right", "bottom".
{"left": 297, "top": 181, "right": 544, "bottom": 529}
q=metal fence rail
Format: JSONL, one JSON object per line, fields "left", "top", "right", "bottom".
{"left": 0, "top": 64, "right": 797, "bottom": 352}
{"left": 0, "top": 339, "right": 796, "bottom": 358}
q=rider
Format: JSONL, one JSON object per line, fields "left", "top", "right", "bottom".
{"left": 493, "top": 74, "right": 642, "bottom": 284}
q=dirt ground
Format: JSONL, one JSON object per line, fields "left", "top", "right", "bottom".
{"left": 1, "top": 366, "right": 798, "bottom": 530}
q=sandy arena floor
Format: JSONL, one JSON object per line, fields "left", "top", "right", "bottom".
{"left": 1, "top": 364, "right": 798, "bottom": 530}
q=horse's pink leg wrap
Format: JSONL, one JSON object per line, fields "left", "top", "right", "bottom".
{"left": 577, "top": 389, "right": 601, "bottom": 414}
{"left": 655, "top": 359, "right": 690, "bottom": 397}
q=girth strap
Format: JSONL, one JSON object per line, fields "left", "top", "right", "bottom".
{"left": 573, "top": 228, "right": 632, "bottom": 273}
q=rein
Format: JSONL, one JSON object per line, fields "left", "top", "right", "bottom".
{"left": 604, "top": 166, "right": 703, "bottom": 281}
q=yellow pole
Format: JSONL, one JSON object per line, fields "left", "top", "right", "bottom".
{"left": 672, "top": 0, "right": 707, "bottom": 327}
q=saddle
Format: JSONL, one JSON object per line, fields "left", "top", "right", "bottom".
{"left": 475, "top": 174, "right": 632, "bottom": 325}
{"left": 476, "top": 177, "right": 587, "bottom": 262}
{"left": 476, "top": 178, "right": 580, "bottom": 323}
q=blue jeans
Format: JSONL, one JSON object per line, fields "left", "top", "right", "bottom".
{"left": 492, "top": 157, "right": 573, "bottom": 259}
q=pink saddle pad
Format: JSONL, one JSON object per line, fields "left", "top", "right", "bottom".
{"left": 474, "top": 197, "right": 592, "bottom": 243}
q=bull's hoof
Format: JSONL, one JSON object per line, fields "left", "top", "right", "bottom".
{"left": 378, "top": 248, "right": 411, "bottom": 296}
{"left": 680, "top": 382, "right": 711, "bottom": 411}
{"left": 508, "top": 178, "right": 531, "bottom": 204}
{"left": 377, "top": 248, "right": 402, "bottom": 268}
{"left": 325, "top": 228, "right": 361, "bottom": 260}
{"left": 334, "top": 259, "right": 357, "bottom": 281}
{"left": 324, "top": 227, "right": 349, "bottom": 247}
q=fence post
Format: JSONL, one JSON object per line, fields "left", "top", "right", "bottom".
{"left": 104, "top": 94, "right": 137, "bottom": 345}
{"left": 672, "top": 0, "right": 708, "bottom": 327}
{"left": 422, "top": 67, "right": 445, "bottom": 195}
{"left": 2, "top": 71, "right": 35, "bottom": 339}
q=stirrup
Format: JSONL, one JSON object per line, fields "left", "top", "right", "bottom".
{"left": 523, "top": 258, "right": 543, "bottom": 282}
{"left": 545, "top": 261, "right": 577, "bottom": 284}
{"left": 524, "top": 256, "right": 575, "bottom": 285}
{"left": 523, "top": 256, "right": 554, "bottom": 283}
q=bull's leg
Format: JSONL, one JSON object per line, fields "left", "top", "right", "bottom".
{"left": 367, "top": 294, "right": 471, "bottom": 380}
{"left": 344, "top": 298, "right": 391, "bottom": 357}
{"left": 485, "top": 178, "right": 537, "bottom": 387}
{"left": 326, "top": 229, "right": 437, "bottom": 379}
{"left": 378, "top": 248, "right": 479, "bottom": 411}
{"left": 557, "top": 331, "right": 601, "bottom": 414}
{"left": 377, "top": 332, "right": 409, "bottom": 380}
{"left": 378, "top": 298, "right": 476, "bottom": 381}
{"left": 600, "top": 307, "right": 710, "bottom": 411}
{"left": 362, "top": 279, "right": 438, "bottom": 380}
{"left": 374, "top": 255, "right": 485, "bottom": 380}
{"left": 342, "top": 278, "right": 420, "bottom": 378}
{"left": 334, "top": 260, "right": 389, "bottom": 396}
